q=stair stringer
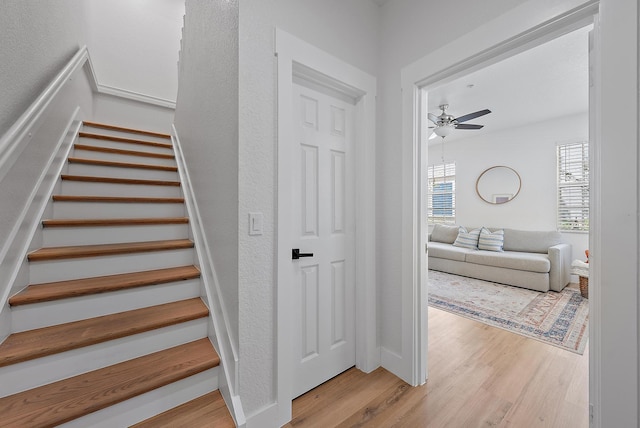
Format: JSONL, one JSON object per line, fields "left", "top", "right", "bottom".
{"left": 172, "top": 125, "right": 246, "bottom": 427}
{"left": 0, "top": 111, "right": 83, "bottom": 343}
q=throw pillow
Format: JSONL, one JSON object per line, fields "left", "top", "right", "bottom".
{"left": 452, "top": 226, "right": 481, "bottom": 250}
{"left": 478, "top": 227, "right": 504, "bottom": 252}
{"left": 431, "top": 224, "right": 459, "bottom": 244}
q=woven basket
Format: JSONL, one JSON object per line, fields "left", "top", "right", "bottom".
{"left": 579, "top": 276, "right": 589, "bottom": 299}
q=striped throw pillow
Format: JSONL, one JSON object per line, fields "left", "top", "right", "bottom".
{"left": 452, "top": 227, "right": 481, "bottom": 250}
{"left": 478, "top": 227, "right": 504, "bottom": 252}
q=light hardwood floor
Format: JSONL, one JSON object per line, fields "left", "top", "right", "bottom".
{"left": 286, "top": 307, "right": 589, "bottom": 427}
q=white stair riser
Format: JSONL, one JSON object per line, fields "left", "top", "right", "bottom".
{"left": 61, "top": 180, "right": 182, "bottom": 198}
{"left": 67, "top": 162, "right": 179, "bottom": 181}
{"left": 81, "top": 127, "right": 171, "bottom": 145}
{"left": 72, "top": 148, "right": 176, "bottom": 167}
{"left": 12, "top": 279, "right": 202, "bottom": 332}
{"left": 60, "top": 367, "right": 219, "bottom": 428}
{"left": 53, "top": 201, "right": 186, "bottom": 219}
{"left": 0, "top": 319, "right": 208, "bottom": 397}
{"left": 43, "top": 223, "right": 189, "bottom": 246}
{"left": 29, "top": 248, "right": 195, "bottom": 283}
{"left": 77, "top": 137, "right": 174, "bottom": 156}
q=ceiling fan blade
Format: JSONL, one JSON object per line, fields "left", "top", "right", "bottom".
{"left": 428, "top": 113, "right": 439, "bottom": 124}
{"left": 455, "top": 109, "right": 491, "bottom": 123}
{"left": 455, "top": 124, "right": 484, "bottom": 130}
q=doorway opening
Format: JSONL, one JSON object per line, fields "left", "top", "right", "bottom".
{"left": 423, "top": 24, "right": 592, "bottom": 424}
{"left": 404, "top": 3, "right": 598, "bottom": 424}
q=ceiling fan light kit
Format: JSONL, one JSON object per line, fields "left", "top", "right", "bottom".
{"left": 434, "top": 124, "right": 454, "bottom": 137}
{"left": 428, "top": 104, "right": 491, "bottom": 139}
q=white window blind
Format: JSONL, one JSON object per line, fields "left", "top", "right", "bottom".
{"left": 557, "top": 142, "right": 589, "bottom": 232}
{"left": 428, "top": 162, "right": 455, "bottom": 224}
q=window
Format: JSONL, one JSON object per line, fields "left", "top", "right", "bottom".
{"left": 557, "top": 141, "right": 589, "bottom": 232}
{"left": 428, "top": 162, "right": 455, "bottom": 224}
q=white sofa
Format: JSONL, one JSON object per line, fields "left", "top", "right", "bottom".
{"left": 428, "top": 224, "right": 571, "bottom": 292}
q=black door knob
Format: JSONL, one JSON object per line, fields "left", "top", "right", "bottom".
{"left": 292, "top": 249, "right": 314, "bottom": 260}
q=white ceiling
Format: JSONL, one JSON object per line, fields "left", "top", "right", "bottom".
{"left": 427, "top": 25, "right": 590, "bottom": 144}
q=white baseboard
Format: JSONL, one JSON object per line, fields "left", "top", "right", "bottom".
{"left": 81, "top": 51, "right": 176, "bottom": 110}
{"left": 172, "top": 125, "right": 245, "bottom": 425}
{"left": 223, "top": 390, "right": 247, "bottom": 428}
{"left": 381, "top": 346, "right": 408, "bottom": 383}
{"left": 246, "top": 402, "right": 280, "bottom": 428}
{"left": 97, "top": 84, "right": 176, "bottom": 110}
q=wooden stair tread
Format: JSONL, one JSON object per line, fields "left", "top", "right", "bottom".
{"left": 83, "top": 121, "right": 171, "bottom": 139}
{"left": 61, "top": 174, "right": 180, "bottom": 187}
{"left": 74, "top": 144, "right": 175, "bottom": 159}
{"left": 42, "top": 217, "right": 189, "bottom": 227}
{"left": 52, "top": 195, "right": 184, "bottom": 203}
{"left": 0, "top": 338, "right": 218, "bottom": 427}
{"left": 79, "top": 132, "right": 173, "bottom": 149}
{"left": 9, "top": 266, "right": 201, "bottom": 306}
{"left": 28, "top": 239, "right": 194, "bottom": 262}
{"left": 68, "top": 157, "right": 178, "bottom": 172}
{"left": 0, "top": 298, "right": 208, "bottom": 367}
{"left": 131, "top": 391, "right": 235, "bottom": 428}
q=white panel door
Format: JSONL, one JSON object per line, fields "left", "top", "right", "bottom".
{"left": 291, "top": 83, "right": 355, "bottom": 398}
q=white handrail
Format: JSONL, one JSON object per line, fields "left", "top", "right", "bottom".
{"left": 0, "top": 47, "right": 88, "bottom": 184}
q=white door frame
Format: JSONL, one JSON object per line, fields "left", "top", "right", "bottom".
{"left": 275, "top": 28, "right": 378, "bottom": 425}
{"left": 399, "top": 0, "right": 601, "bottom": 396}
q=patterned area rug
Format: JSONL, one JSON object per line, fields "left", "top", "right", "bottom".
{"left": 428, "top": 270, "right": 589, "bottom": 354}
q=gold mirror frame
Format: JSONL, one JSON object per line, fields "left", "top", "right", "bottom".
{"left": 475, "top": 165, "right": 522, "bottom": 204}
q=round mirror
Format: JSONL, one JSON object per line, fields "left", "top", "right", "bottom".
{"left": 476, "top": 166, "right": 521, "bottom": 204}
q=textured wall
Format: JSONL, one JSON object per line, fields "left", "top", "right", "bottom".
{"left": 92, "top": 93, "right": 175, "bottom": 133}
{"left": 376, "top": 0, "right": 529, "bottom": 355}
{"left": 0, "top": 0, "right": 88, "bottom": 291}
{"left": 0, "top": 0, "right": 86, "bottom": 135}
{"left": 173, "top": 0, "right": 240, "bottom": 361}
{"left": 83, "top": 0, "right": 184, "bottom": 102}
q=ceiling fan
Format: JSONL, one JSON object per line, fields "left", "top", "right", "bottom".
{"left": 428, "top": 104, "right": 491, "bottom": 139}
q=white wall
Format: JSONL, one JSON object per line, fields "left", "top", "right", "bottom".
{"left": 238, "top": 0, "right": 379, "bottom": 420}
{"left": 376, "top": 0, "right": 530, "bottom": 361}
{"left": 428, "top": 112, "right": 590, "bottom": 264}
{"left": 0, "top": 0, "right": 86, "bottom": 134}
{"left": 84, "top": 0, "right": 184, "bottom": 103}
{"left": 92, "top": 93, "right": 175, "bottom": 133}
{"left": 173, "top": 0, "right": 240, "bottom": 361}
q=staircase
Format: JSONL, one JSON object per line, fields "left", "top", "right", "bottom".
{"left": 0, "top": 122, "right": 235, "bottom": 427}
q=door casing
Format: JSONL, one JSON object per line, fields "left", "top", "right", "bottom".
{"left": 400, "top": 0, "right": 604, "bottom": 421}
{"left": 275, "top": 28, "right": 378, "bottom": 426}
